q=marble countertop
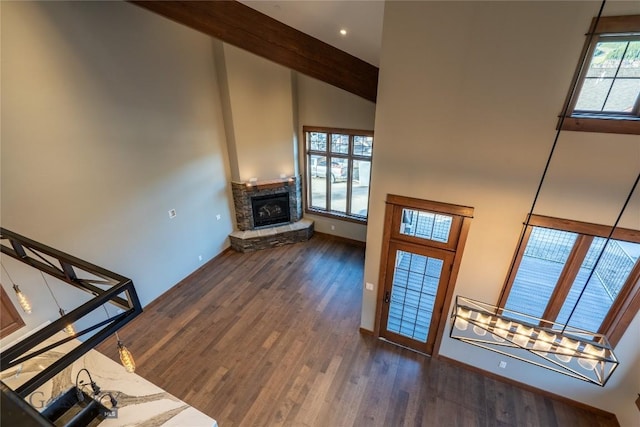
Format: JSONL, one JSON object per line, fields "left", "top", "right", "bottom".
{"left": 1, "top": 333, "right": 217, "bottom": 427}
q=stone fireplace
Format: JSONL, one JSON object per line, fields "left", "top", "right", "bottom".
{"left": 229, "top": 177, "right": 313, "bottom": 252}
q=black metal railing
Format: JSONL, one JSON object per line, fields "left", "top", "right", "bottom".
{"left": 0, "top": 228, "right": 142, "bottom": 397}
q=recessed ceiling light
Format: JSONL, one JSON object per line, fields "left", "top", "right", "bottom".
{"left": 339, "top": 29, "right": 347, "bottom": 36}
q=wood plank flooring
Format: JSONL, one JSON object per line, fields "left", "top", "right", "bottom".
{"left": 97, "top": 234, "right": 618, "bottom": 427}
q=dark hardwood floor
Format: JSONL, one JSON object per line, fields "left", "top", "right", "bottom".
{"left": 97, "top": 234, "right": 618, "bottom": 426}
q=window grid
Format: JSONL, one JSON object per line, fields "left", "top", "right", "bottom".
{"left": 387, "top": 250, "right": 443, "bottom": 343}
{"left": 400, "top": 209, "right": 453, "bottom": 243}
{"left": 575, "top": 38, "right": 640, "bottom": 114}
{"left": 523, "top": 228, "right": 578, "bottom": 263}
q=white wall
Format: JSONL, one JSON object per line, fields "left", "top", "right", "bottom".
{"left": 218, "top": 44, "right": 296, "bottom": 182}
{"left": 297, "top": 74, "right": 377, "bottom": 241}
{"left": 1, "top": 1, "right": 234, "bottom": 343}
{"left": 364, "top": 1, "right": 639, "bottom": 424}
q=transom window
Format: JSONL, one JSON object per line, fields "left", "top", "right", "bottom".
{"left": 498, "top": 215, "right": 640, "bottom": 346}
{"left": 303, "top": 126, "right": 373, "bottom": 222}
{"left": 561, "top": 15, "right": 640, "bottom": 134}
{"left": 399, "top": 209, "right": 453, "bottom": 243}
{"left": 574, "top": 36, "right": 640, "bottom": 115}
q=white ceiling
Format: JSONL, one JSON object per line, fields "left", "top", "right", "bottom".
{"left": 241, "top": 1, "right": 385, "bottom": 67}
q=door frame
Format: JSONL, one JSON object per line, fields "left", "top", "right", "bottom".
{"left": 374, "top": 194, "right": 473, "bottom": 357}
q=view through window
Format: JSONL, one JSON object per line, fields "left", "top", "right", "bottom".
{"left": 561, "top": 15, "right": 640, "bottom": 134}
{"left": 304, "top": 127, "right": 373, "bottom": 221}
{"left": 499, "top": 215, "right": 640, "bottom": 345}
{"left": 574, "top": 36, "right": 640, "bottom": 115}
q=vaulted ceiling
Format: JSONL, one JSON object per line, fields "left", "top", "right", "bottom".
{"left": 130, "top": 0, "right": 381, "bottom": 102}
{"left": 240, "top": 0, "right": 384, "bottom": 67}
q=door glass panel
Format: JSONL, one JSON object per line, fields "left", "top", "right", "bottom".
{"left": 400, "top": 209, "right": 453, "bottom": 243}
{"left": 387, "top": 250, "right": 444, "bottom": 343}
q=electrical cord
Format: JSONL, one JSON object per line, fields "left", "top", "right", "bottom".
{"left": 75, "top": 368, "right": 100, "bottom": 402}
{"left": 99, "top": 392, "right": 119, "bottom": 409}
{"left": 75, "top": 368, "right": 119, "bottom": 412}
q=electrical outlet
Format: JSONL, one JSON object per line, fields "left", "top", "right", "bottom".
{"left": 198, "top": 255, "right": 203, "bottom": 261}
{"left": 168, "top": 209, "right": 177, "bottom": 219}
{"left": 499, "top": 361, "right": 507, "bottom": 369}
{"left": 365, "top": 282, "right": 374, "bottom": 291}
{"left": 216, "top": 214, "right": 221, "bottom": 220}
{"left": 331, "top": 225, "right": 335, "bottom": 231}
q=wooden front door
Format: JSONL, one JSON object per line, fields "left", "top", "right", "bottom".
{"left": 376, "top": 195, "right": 474, "bottom": 356}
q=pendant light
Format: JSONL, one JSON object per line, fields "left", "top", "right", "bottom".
{"left": 116, "top": 333, "right": 136, "bottom": 373}
{"left": 40, "top": 271, "right": 76, "bottom": 336}
{"left": 103, "top": 305, "right": 136, "bottom": 373}
{"left": 450, "top": 0, "right": 630, "bottom": 387}
{"left": 1, "top": 263, "right": 32, "bottom": 314}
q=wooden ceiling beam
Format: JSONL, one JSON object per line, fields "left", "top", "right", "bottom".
{"left": 130, "top": 0, "right": 378, "bottom": 102}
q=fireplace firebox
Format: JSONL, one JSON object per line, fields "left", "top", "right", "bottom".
{"left": 251, "top": 193, "right": 291, "bottom": 228}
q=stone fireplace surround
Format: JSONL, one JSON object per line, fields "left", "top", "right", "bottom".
{"left": 229, "top": 177, "right": 313, "bottom": 252}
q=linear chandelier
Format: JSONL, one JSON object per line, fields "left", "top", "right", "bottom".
{"left": 450, "top": 296, "right": 619, "bottom": 386}
{"left": 449, "top": 0, "right": 635, "bottom": 387}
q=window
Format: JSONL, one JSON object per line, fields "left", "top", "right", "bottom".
{"left": 560, "top": 15, "right": 640, "bottom": 135}
{"left": 304, "top": 126, "right": 373, "bottom": 222}
{"left": 498, "top": 215, "right": 640, "bottom": 346}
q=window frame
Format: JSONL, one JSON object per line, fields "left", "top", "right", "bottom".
{"left": 303, "top": 126, "right": 374, "bottom": 223}
{"left": 498, "top": 214, "right": 640, "bottom": 347}
{"left": 559, "top": 15, "right": 640, "bottom": 135}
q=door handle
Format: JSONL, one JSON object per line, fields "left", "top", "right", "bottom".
{"left": 384, "top": 291, "right": 390, "bottom": 303}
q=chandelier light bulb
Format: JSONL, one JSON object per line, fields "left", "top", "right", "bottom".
{"left": 64, "top": 323, "right": 76, "bottom": 336}
{"left": 532, "top": 330, "right": 556, "bottom": 356}
{"left": 454, "top": 307, "right": 471, "bottom": 331}
{"left": 492, "top": 318, "right": 512, "bottom": 342}
{"left": 577, "top": 343, "right": 605, "bottom": 371}
{"left": 13, "top": 284, "right": 32, "bottom": 314}
{"left": 118, "top": 341, "right": 136, "bottom": 373}
{"left": 512, "top": 323, "right": 534, "bottom": 348}
{"left": 59, "top": 308, "right": 76, "bottom": 336}
{"left": 472, "top": 312, "right": 492, "bottom": 336}
{"left": 555, "top": 336, "right": 580, "bottom": 363}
